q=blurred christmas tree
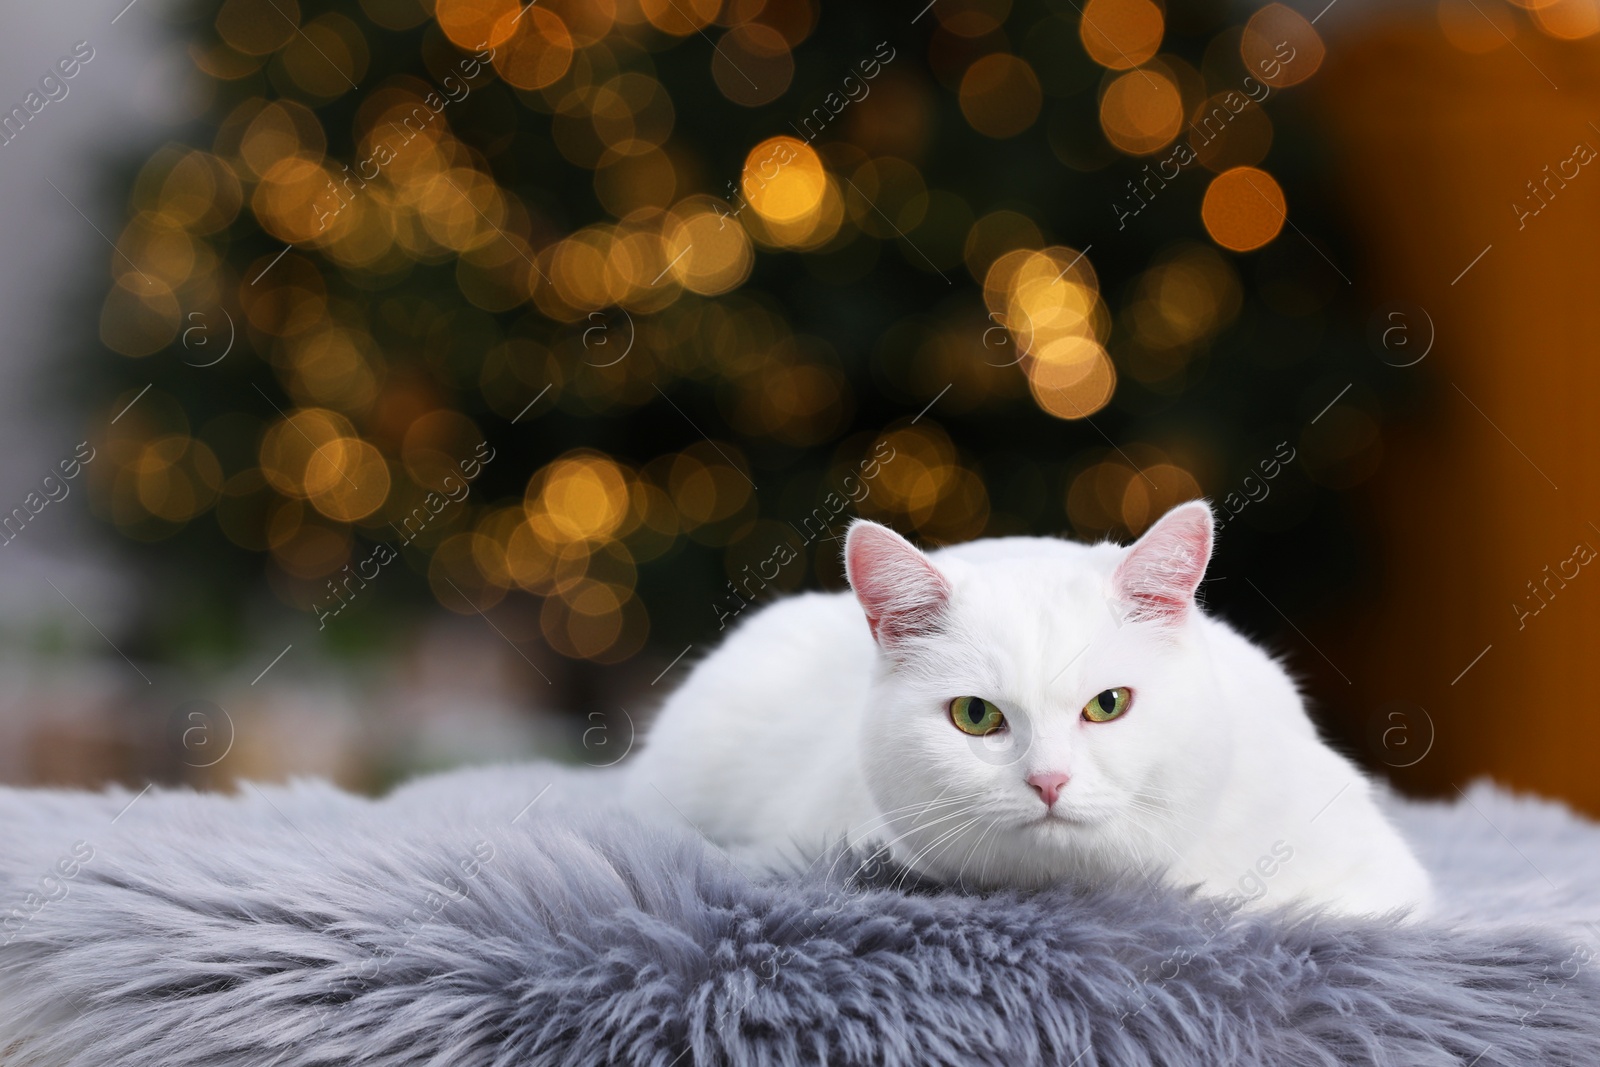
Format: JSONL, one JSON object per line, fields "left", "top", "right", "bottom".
{"left": 82, "top": 0, "right": 1392, "bottom": 694}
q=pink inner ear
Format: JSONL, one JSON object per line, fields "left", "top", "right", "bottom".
{"left": 1112, "top": 502, "right": 1214, "bottom": 624}
{"left": 845, "top": 522, "right": 951, "bottom": 645}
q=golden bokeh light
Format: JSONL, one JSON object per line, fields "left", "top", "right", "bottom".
{"left": 1201, "top": 166, "right": 1286, "bottom": 252}
{"left": 190, "top": 41, "right": 265, "bottom": 81}
{"left": 863, "top": 424, "right": 990, "bottom": 541}
{"left": 539, "top": 228, "right": 613, "bottom": 316}
{"left": 359, "top": 0, "right": 433, "bottom": 32}
{"left": 493, "top": 8, "right": 575, "bottom": 90}
{"left": 899, "top": 314, "right": 1028, "bottom": 412}
{"left": 1191, "top": 95, "right": 1274, "bottom": 171}
{"left": 625, "top": 477, "right": 678, "bottom": 562}
{"left": 270, "top": 518, "right": 351, "bottom": 580}
{"left": 639, "top": 0, "right": 719, "bottom": 36}
{"left": 594, "top": 143, "right": 678, "bottom": 216}
{"left": 541, "top": 0, "right": 617, "bottom": 45}
{"left": 935, "top": 0, "right": 1013, "bottom": 37}
{"left": 132, "top": 435, "right": 224, "bottom": 524}
{"left": 741, "top": 136, "right": 827, "bottom": 224}
{"left": 240, "top": 252, "right": 326, "bottom": 337}
{"left": 502, "top": 519, "right": 587, "bottom": 595}
{"left": 958, "top": 54, "right": 1043, "bottom": 139}
{"left": 1001, "top": 247, "right": 1102, "bottom": 347}
{"left": 216, "top": 0, "right": 299, "bottom": 55}
{"left": 713, "top": 24, "right": 794, "bottom": 107}
{"left": 468, "top": 507, "right": 524, "bottom": 590}
{"left": 527, "top": 218, "right": 687, "bottom": 315}
{"left": 151, "top": 150, "right": 243, "bottom": 235}
{"left": 725, "top": 341, "right": 851, "bottom": 447}
{"left": 280, "top": 14, "right": 368, "bottom": 99}
{"left": 846, "top": 157, "right": 928, "bottom": 239}
{"left": 216, "top": 469, "right": 279, "bottom": 552}
{"left": 1128, "top": 243, "right": 1243, "bottom": 352}
{"left": 100, "top": 282, "right": 181, "bottom": 358}
{"left": 1100, "top": 66, "right": 1185, "bottom": 155}
{"left": 402, "top": 410, "right": 485, "bottom": 488}
{"left": 664, "top": 197, "right": 755, "bottom": 295}
{"left": 1079, "top": 0, "right": 1164, "bottom": 70}
{"left": 539, "top": 576, "right": 648, "bottom": 662}
{"left": 260, "top": 407, "right": 355, "bottom": 498}
{"left": 1026, "top": 335, "right": 1117, "bottom": 420}
{"left": 89, "top": 0, "right": 1371, "bottom": 667}
{"left": 305, "top": 438, "right": 391, "bottom": 522}
{"left": 964, "top": 209, "right": 1044, "bottom": 282}
{"left": 282, "top": 326, "right": 381, "bottom": 413}
{"left": 753, "top": 0, "right": 820, "bottom": 45}
{"left": 525, "top": 451, "right": 632, "bottom": 545}
{"left": 435, "top": 0, "right": 519, "bottom": 51}
{"left": 667, "top": 443, "right": 754, "bottom": 539}
{"left": 1120, "top": 462, "right": 1203, "bottom": 534}
{"left": 253, "top": 155, "right": 338, "bottom": 244}
{"left": 744, "top": 173, "right": 844, "bottom": 251}
{"left": 428, "top": 533, "right": 508, "bottom": 613}
{"left": 1241, "top": 4, "right": 1325, "bottom": 88}
{"left": 870, "top": 424, "right": 957, "bottom": 520}
{"left": 1533, "top": 0, "right": 1600, "bottom": 39}
{"left": 1066, "top": 446, "right": 1200, "bottom": 537}
{"left": 233, "top": 100, "right": 326, "bottom": 179}
{"left": 114, "top": 219, "right": 195, "bottom": 292}
{"left": 983, "top": 245, "right": 1105, "bottom": 366}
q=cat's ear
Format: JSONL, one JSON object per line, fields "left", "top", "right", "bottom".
{"left": 1112, "top": 500, "right": 1214, "bottom": 625}
{"left": 845, "top": 520, "right": 952, "bottom": 646}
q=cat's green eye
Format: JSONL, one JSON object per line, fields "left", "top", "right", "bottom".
{"left": 1082, "top": 687, "right": 1132, "bottom": 723}
{"left": 949, "top": 696, "right": 1005, "bottom": 736}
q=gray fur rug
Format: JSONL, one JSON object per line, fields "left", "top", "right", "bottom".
{"left": 1, "top": 763, "right": 1598, "bottom": 1067}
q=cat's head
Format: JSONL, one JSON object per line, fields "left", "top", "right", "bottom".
{"left": 843, "top": 501, "right": 1233, "bottom": 888}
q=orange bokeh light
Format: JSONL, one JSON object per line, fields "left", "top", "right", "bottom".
{"left": 1026, "top": 336, "right": 1117, "bottom": 420}
{"left": 1079, "top": 0, "right": 1164, "bottom": 70}
{"left": 493, "top": 8, "right": 574, "bottom": 89}
{"left": 959, "top": 54, "right": 1043, "bottom": 139}
{"left": 1533, "top": 0, "right": 1600, "bottom": 39}
{"left": 435, "top": 0, "right": 520, "bottom": 50}
{"left": 1100, "top": 66, "right": 1184, "bottom": 155}
{"left": 741, "top": 136, "right": 826, "bottom": 224}
{"left": 1201, "top": 167, "right": 1287, "bottom": 252}
{"left": 1241, "top": 3, "right": 1325, "bottom": 88}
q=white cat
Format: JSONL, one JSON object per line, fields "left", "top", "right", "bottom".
{"left": 625, "top": 501, "right": 1432, "bottom": 917}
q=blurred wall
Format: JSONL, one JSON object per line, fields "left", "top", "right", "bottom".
{"left": 0, "top": 3, "right": 188, "bottom": 626}
{"left": 1317, "top": 19, "right": 1600, "bottom": 815}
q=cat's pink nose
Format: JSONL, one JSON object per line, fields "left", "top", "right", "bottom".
{"left": 1027, "top": 772, "right": 1070, "bottom": 807}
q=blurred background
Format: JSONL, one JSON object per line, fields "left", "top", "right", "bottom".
{"left": 3, "top": 0, "right": 1596, "bottom": 813}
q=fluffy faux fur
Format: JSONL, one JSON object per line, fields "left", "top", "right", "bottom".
{"left": 0, "top": 763, "right": 1597, "bottom": 1066}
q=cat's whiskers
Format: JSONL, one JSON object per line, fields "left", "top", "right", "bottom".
{"left": 860, "top": 804, "right": 985, "bottom": 887}
{"left": 850, "top": 790, "right": 986, "bottom": 839}
{"left": 832, "top": 799, "right": 979, "bottom": 883}
{"left": 804, "top": 786, "right": 968, "bottom": 882}
{"left": 1121, "top": 800, "right": 1189, "bottom": 862}
{"left": 891, "top": 815, "right": 984, "bottom": 891}
{"left": 1123, "top": 796, "right": 1190, "bottom": 829}
{"left": 952, "top": 817, "right": 1000, "bottom": 890}
{"left": 1120, "top": 790, "right": 1196, "bottom": 825}
{"left": 978, "top": 818, "right": 1006, "bottom": 887}
{"left": 1125, "top": 788, "right": 1201, "bottom": 833}
{"left": 1090, "top": 825, "right": 1173, "bottom": 894}
{"left": 821, "top": 791, "right": 984, "bottom": 884}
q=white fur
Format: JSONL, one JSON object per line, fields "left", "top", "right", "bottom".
{"left": 624, "top": 502, "right": 1433, "bottom": 918}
